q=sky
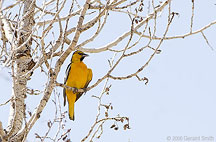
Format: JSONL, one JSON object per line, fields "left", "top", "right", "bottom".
{"left": 0, "top": 0, "right": 216, "bottom": 142}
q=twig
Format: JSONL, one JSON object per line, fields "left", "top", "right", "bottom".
{"left": 108, "top": 9, "right": 176, "bottom": 83}
{"left": 190, "top": 0, "right": 195, "bottom": 33}
{"left": 134, "top": 20, "right": 216, "bottom": 40}
{"left": 0, "top": 98, "right": 11, "bottom": 106}
{"left": 201, "top": 31, "right": 214, "bottom": 50}
{"left": 70, "top": 0, "right": 171, "bottom": 53}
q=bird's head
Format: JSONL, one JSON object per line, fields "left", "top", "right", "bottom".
{"left": 71, "top": 50, "right": 89, "bottom": 63}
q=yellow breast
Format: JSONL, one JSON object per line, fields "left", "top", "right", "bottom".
{"left": 66, "top": 62, "right": 88, "bottom": 89}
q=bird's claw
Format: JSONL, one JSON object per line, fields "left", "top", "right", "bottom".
{"left": 73, "top": 88, "right": 78, "bottom": 94}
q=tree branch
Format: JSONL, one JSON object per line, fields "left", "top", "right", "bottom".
{"left": 16, "top": 0, "right": 91, "bottom": 140}
{"left": 69, "top": 0, "right": 171, "bottom": 53}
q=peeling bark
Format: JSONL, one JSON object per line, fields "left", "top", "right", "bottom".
{"left": 0, "top": 0, "right": 35, "bottom": 141}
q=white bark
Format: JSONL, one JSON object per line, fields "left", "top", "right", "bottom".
{"left": 0, "top": 0, "right": 35, "bottom": 141}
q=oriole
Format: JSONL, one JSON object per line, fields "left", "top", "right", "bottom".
{"left": 63, "top": 51, "right": 92, "bottom": 120}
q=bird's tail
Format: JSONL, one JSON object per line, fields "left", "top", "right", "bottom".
{"left": 68, "top": 102, "right": 75, "bottom": 120}
{"left": 66, "top": 91, "right": 76, "bottom": 121}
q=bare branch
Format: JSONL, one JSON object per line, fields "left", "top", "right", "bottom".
{"left": 0, "top": 98, "right": 11, "bottom": 107}
{"left": 190, "top": 0, "right": 195, "bottom": 33}
{"left": 135, "top": 20, "right": 216, "bottom": 40}
{"left": 109, "top": 10, "right": 175, "bottom": 83}
{"left": 74, "top": 0, "right": 171, "bottom": 53}
{"left": 201, "top": 31, "right": 214, "bottom": 50}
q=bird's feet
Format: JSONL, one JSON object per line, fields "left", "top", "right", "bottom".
{"left": 73, "top": 87, "right": 78, "bottom": 94}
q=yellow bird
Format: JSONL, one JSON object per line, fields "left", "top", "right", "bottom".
{"left": 63, "top": 50, "right": 92, "bottom": 120}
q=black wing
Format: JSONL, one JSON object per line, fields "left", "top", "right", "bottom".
{"left": 63, "top": 63, "right": 71, "bottom": 106}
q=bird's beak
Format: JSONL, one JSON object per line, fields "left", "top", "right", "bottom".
{"left": 81, "top": 53, "right": 89, "bottom": 57}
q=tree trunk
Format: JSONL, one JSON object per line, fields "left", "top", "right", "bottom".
{"left": 0, "top": 0, "right": 35, "bottom": 141}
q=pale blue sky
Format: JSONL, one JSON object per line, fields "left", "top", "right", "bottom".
{"left": 0, "top": 0, "right": 216, "bottom": 142}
